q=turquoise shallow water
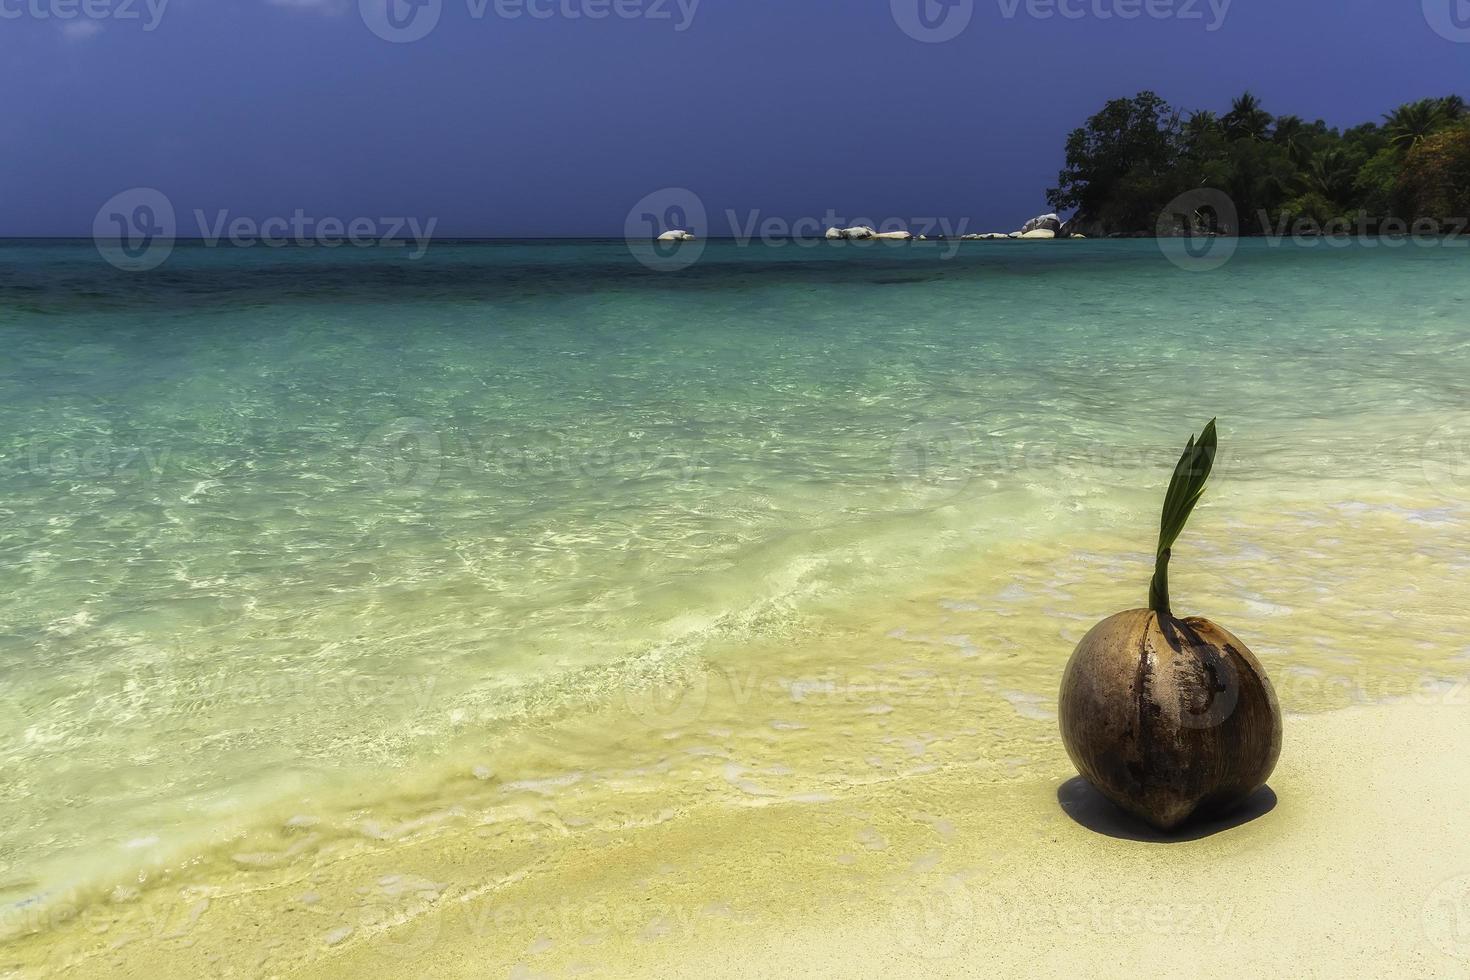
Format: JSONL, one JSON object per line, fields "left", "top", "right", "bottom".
{"left": 2, "top": 238, "right": 1469, "bottom": 925}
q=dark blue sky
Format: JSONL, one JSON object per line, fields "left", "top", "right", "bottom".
{"left": 3, "top": 0, "right": 1467, "bottom": 236}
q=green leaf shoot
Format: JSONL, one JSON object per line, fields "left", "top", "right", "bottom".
{"left": 1149, "top": 419, "right": 1218, "bottom": 616}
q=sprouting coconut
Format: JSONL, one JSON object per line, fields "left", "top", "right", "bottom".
{"left": 1059, "top": 420, "right": 1282, "bottom": 832}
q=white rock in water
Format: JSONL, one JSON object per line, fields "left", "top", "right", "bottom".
{"left": 872, "top": 230, "right": 912, "bottom": 240}
{"left": 1020, "top": 229, "right": 1056, "bottom": 239}
{"left": 1071, "top": 234, "right": 1087, "bottom": 239}
{"left": 656, "top": 230, "right": 695, "bottom": 242}
{"left": 841, "top": 226, "right": 877, "bottom": 240}
{"left": 825, "top": 227, "right": 844, "bottom": 239}
{"left": 1007, "top": 232, "right": 1023, "bottom": 239}
{"left": 1020, "top": 213, "right": 1062, "bottom": 234}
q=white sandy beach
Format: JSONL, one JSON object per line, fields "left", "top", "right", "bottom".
{"left": 9, "top": 493, "right": 1470, "bottom": 979}
{"left": 13, "top": 701, "right": 1467, "bottom": 979}
{"left": 310, "top": 704, "right": 1470, "bottom": 980}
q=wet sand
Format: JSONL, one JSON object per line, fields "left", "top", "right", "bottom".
{"left": 7, "top": 492, "right": 1470, "bottom": 978}
{"left": 14, "top": 702, "right": 1467, "bottom": 979}
{"left": 301, "top": 703, "right": 1469, "bottom": 979}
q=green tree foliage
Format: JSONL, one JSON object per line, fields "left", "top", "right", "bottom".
{"left": 1222, "top": 92, "right": 1273, "bottom": 143}
{"left": 1048, "top": 92, "right": 1185, "bottom": 235}
{"left": 1048, "top": 91, "right": 1470, "bottom": 236}
{"left": 1396, "top": 123, "right": 1470, "bottom": 223}
{"left": 1384, "top": 97, "right": 1465, "bottom": 153}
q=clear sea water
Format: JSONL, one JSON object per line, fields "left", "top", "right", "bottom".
{"left": 3, "top": 238, "right": 1470, "bottom": 955}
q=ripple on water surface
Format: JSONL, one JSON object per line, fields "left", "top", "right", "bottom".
{"left": 1, "top": 240, "right": 1469, "bottom": 945}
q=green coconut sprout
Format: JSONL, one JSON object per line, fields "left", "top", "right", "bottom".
{"left": 1148, "top": 418, "right": 1217, "bottom": 617}
{"left": 1059, "top": 417, "right": 1281, "bottom": 831}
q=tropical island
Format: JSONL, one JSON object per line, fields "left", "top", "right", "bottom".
{"left": 776, "top": 92, "right": 1469, "bottom": 244}
{"left": 1049, "top": 91, "right": 1470, "bottom": 238}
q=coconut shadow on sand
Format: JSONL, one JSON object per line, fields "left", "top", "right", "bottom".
{"left": 1057, "top": 777, "right": 1278, "bottom": 843}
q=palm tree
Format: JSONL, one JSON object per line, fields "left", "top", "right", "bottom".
{"left": 1181, "top": 110, "right": 1221, "bottom": 150}
{"left": 1272, "top": 115, "right": 1313, "bottom": 167}
{"left": 1185, "top": 109, "right": 1220, "bottom": 132}
{"left": 1223, "top": 92, "right": 1273, "bottom": 142}
{"left": 1301, "top": 147, "right": 1356, "bottom": 205}
{"left": 1385, "top": 98, "right": 1455, "bottom": 152}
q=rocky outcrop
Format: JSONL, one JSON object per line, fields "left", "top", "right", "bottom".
{"left": 1060, "top": 215, "right": 1102, "bottom": 238}
{"left": 1020, "top": 213, "right": 1062, "bottom": 235}
{"left": 656, "top": 230, "right": 695, "bottom": 242}
{"left": 826, "top": 226, "right": 915, "bottom": 241}
{"left": 822, "top": 214, "right": 1084, "bottom": 244}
